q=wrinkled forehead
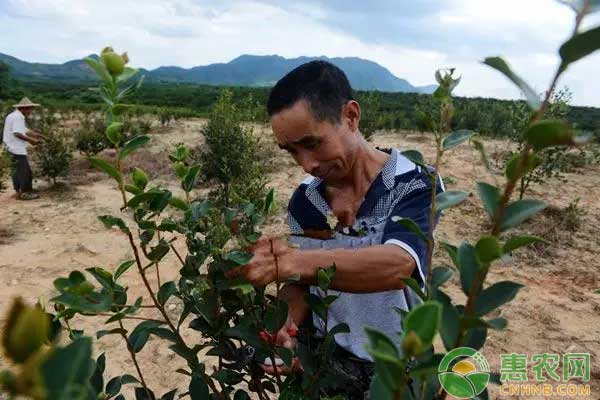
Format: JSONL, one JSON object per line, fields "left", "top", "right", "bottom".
{"left": 270, "top": 100, "right": 332, "bottom": 145}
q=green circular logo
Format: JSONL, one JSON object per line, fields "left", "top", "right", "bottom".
{"left": 438, "top": 347, "right": 490, "bottom": 399}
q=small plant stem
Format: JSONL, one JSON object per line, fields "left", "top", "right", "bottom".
{"left": 425, "top": 143, "right": 443, "bottom": 290}
{"left": 95, "top": 314, "right": 165, "bottom": 323}
{"left": 156, "top": 230, "right": 163, "bottom": 288}
{"left": 170, "top": 243, "right": 185, "bottom": 266}
{"left": 118, "top": 319, "right": 151, "bottom": 397}
{"left": 268, "top": 238, "right": 283, "bottom": 387}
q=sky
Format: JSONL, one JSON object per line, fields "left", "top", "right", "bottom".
{"left": 1, "top": 0, "right": 599, "bottom": 106}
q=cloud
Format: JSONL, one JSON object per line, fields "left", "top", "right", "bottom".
{"left": 0, "top": 0, "right": 599, "bottom": 106}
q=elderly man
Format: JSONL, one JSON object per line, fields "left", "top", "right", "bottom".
{"left": 229, "top": 61, "right": 443, "bottom": 398}
{"left": 2, "top": 97, "right": 42, "bottom": 200}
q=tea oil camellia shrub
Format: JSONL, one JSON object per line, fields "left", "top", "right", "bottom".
{"left": 1, "top": 47, "right": 349, "bottom": 400}
{"left": 31, "top": 127, "right": 73, "bottom": 186}
{"left": 363, "top": 2, "right": 599, "bottom": 399}
{"left": 196, "top": 89, "right": 269, "bottom": 208}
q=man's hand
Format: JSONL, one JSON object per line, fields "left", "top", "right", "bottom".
{"left": 260, "top": 315, "right": 303, "bottom": 376}
{"left": 225, "top": 236, "right": 298, "bottom": 286}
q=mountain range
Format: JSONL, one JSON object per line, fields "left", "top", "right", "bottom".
{"left": 0, "top": 53, "right": 436, "bottom": 94}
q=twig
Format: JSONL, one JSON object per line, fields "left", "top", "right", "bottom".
{"left": 118, "top": 319, "right": 151, "bottom": 397}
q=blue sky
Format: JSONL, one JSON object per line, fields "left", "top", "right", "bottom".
{"left": 1, "top": 0, "right": 599, "bottom": 106}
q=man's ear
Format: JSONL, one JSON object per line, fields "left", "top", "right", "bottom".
{"left": 342, "top": 100, "right": 360, "bottom": 132}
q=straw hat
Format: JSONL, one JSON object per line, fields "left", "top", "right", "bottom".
{"left": 13, "top": 97, "right": 40, "bottom": 108}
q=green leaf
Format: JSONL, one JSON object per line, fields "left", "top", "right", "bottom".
{"left": 501, "top": 199, "right": 547, "bottom": 231}
{"left": 475, "top": 281, "right": 524, "bottom": 316}
{"left": 401, "top": 277, "right": 426, "bottom": 301}
{"left": 147, "top": 240, "right": 170, "bottom": 262}
{"left": 471, "top": 139, "right": 492, "bottom": 172}
{"left": 476, "top": 182, "right": 500, "bottom": 219}
{"left": 89, "top": 157, "right": 122, "bottom": 184}
{"left": 132, "top": 168, "right": 148, "bottom": 190}
{"left": 317, "top": 268, "right": 332, "bottom": 291}
{"left": 391, "top": 216, "right": 428, "bottom": 242}
{"left": 457, "top": 242, "right": 481, "bottom": 295}
{"left": 227, "top": 251, "right": 253, "bottom": 265}
{"left": 482, "top": 57, "right": 541, "bottom": 109}
{"left": 559, "top": 25, "right": 600, "bottom": 68}
{"left": 183, "top": 165, "right": 201, "bottom": 193}
{"left": 475, "top": 236, "right": 502, "bottom": 264}
{"left": 329, "top": 322, "right": 350, "bottom": 336}
{"left": 438, "top": 292, "right": 460, "bottom": 351}
{"left": 503, "top": 235, "right": 546, "bottom": 253}
{"left": 106, "top": 122, "right": 124, "bottom": 146}
{"left": 41, "top": 337, "right": 94, "bottom": 400}
{"left": 364, "top": 327, "right": 400, "bottom": 364}
{"left": 117, "top": 66, "right": 139, "bottom": 83}
{"left": 98, "top": 215, "right": 130, "bottom": 234}
{"left": 523, "top": 120, "right": 573, "bottom": 151}
{"left": 84, "top": 57, "right": 113, "bottom": 87}
{"left": 119, "top": 135, "right": 150, "bottom": 160}
{"left": 442, "top": 129, "right": 476, "bottom": 150}
{"left": 431, "top": 266, "right": 453, "bottom": 289}
{"left": 97, "top": 328, "right": 127, "bottom": 339}
{"left": 436, "top": 190, "right": 468, "bottom": 212}
{"left": 86, "top": 267, "right": 113, "bottom": 289}
{"left": 169, "top": 196, "right": 189, "bottom": 211}
{"left": 400, "top": 149, "right": 427, "bottom": 168}
{"left": 440, "top": 241, "right": 459, "bottom": 268}
{"left": 305, "top": 293, "right": 327, "bottom": 321}
{"left": 127, "top": 191, "right": 163, "bottom": 208}
{"left": 158, "top": 281, "right": 178, "bottom": 305}
{"left": 264, "top": 300, "right": 288, "bottom": 333}
{"left": 128, "top": 321, "right": 163, "bottom": 353}
{"left": 403, "top": 301, "right": 442, "bottom": 351}
{"left": 125, "top": 184, "right": 143, "bottom": 195}
{"left": 190, "top": 201, "right": 211, "bottom": 221}
{"left": 369, "top": 374, "right": 393, "bottom": 400}
{"left": 505, "top": 152, "right": 541, "bottom": 181}
{"left": 264, "top": 188, "right": 275, "bottom": 214}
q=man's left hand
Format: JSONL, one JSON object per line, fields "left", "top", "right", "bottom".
{"left": 225, "top": 236, "right": 298, "bottom": 286}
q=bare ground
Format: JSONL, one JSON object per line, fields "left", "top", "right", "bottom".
{"left": 1, "top": 119, "right": 599, "bottom": 399}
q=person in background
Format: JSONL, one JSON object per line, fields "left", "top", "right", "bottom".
{"left": 2, "top": 97, "right": 43, "bottom": 200}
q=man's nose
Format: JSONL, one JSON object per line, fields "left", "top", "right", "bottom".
{"left": 296, "top": 152, "right": 319, "bottom": 175}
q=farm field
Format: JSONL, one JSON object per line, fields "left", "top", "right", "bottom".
{"left": 1, "top": 117, "right": 599, "bottom": 399}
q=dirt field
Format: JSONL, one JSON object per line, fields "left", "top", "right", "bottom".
{"left": 1, "top": 119, "right": 599, "bottom": 399}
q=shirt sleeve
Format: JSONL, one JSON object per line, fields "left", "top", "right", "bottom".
{"left": 381, "top": 172, "right": 444, "bottom": 287}
{"left": 11, "top": 114, "right": 27, "bottom": 135}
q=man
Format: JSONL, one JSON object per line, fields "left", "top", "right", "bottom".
{"left": 228, "top": 61, "right": 443, "bottom": 398}
{"left": 2, "top": 97, "right": 42, "bottom": 200}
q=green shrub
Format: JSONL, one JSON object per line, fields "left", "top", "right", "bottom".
{"left": 197, "top": 89, "right": 268, "bottom": 207}
{"left": 0, "top": 149, "right": 12, "bottom": 192}
{"left": 74, "top": 115, "right": 108, "bottom": 156}
{"left": 31, "top": 129, "right": 73, "bottom": 186}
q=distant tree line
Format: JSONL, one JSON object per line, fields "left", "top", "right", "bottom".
{"left": 1, "top": 71, "right": 598, "bottom": 140}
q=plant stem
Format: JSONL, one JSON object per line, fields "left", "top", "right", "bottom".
{"left": 269, "top": 238, "right": 284, "bottom": 388}
{"left": 118, "top": 320, "right": 151, "bottom": 397}
{"left": 96, "top": 313, "right": 165, "bottom": 323}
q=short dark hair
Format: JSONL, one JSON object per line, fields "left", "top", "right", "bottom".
{"left": 267, "top": 60, "right": 354, "bottom": 123}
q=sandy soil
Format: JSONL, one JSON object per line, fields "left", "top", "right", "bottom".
{"left": 1, "top": 119, "right": 599, "bottom": 399}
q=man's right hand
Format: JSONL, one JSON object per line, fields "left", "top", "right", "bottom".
{"left": 260, "top": 314, "right": 303, "bottom": 375}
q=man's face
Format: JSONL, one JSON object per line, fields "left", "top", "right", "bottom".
{"left": 271, "top": 100, "right": 360, "bottom": 183}
{"left": 19, "top": 107, "right": 33, "bottom": 117}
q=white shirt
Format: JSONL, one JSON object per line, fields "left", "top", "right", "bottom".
{"left": 3, "top": 109, "right": 29, "bottom": 155}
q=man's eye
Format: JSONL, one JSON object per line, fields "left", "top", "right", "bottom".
{"left": 303, "top": 140, "right": 320, "bottom": 150}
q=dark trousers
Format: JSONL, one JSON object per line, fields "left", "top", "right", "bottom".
{"left": 9, "top": 153, "right": 33, "bottom": 192}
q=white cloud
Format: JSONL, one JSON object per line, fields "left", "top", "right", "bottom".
{"left": 0, "top": 0, "right": 599, "bottom": 106}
